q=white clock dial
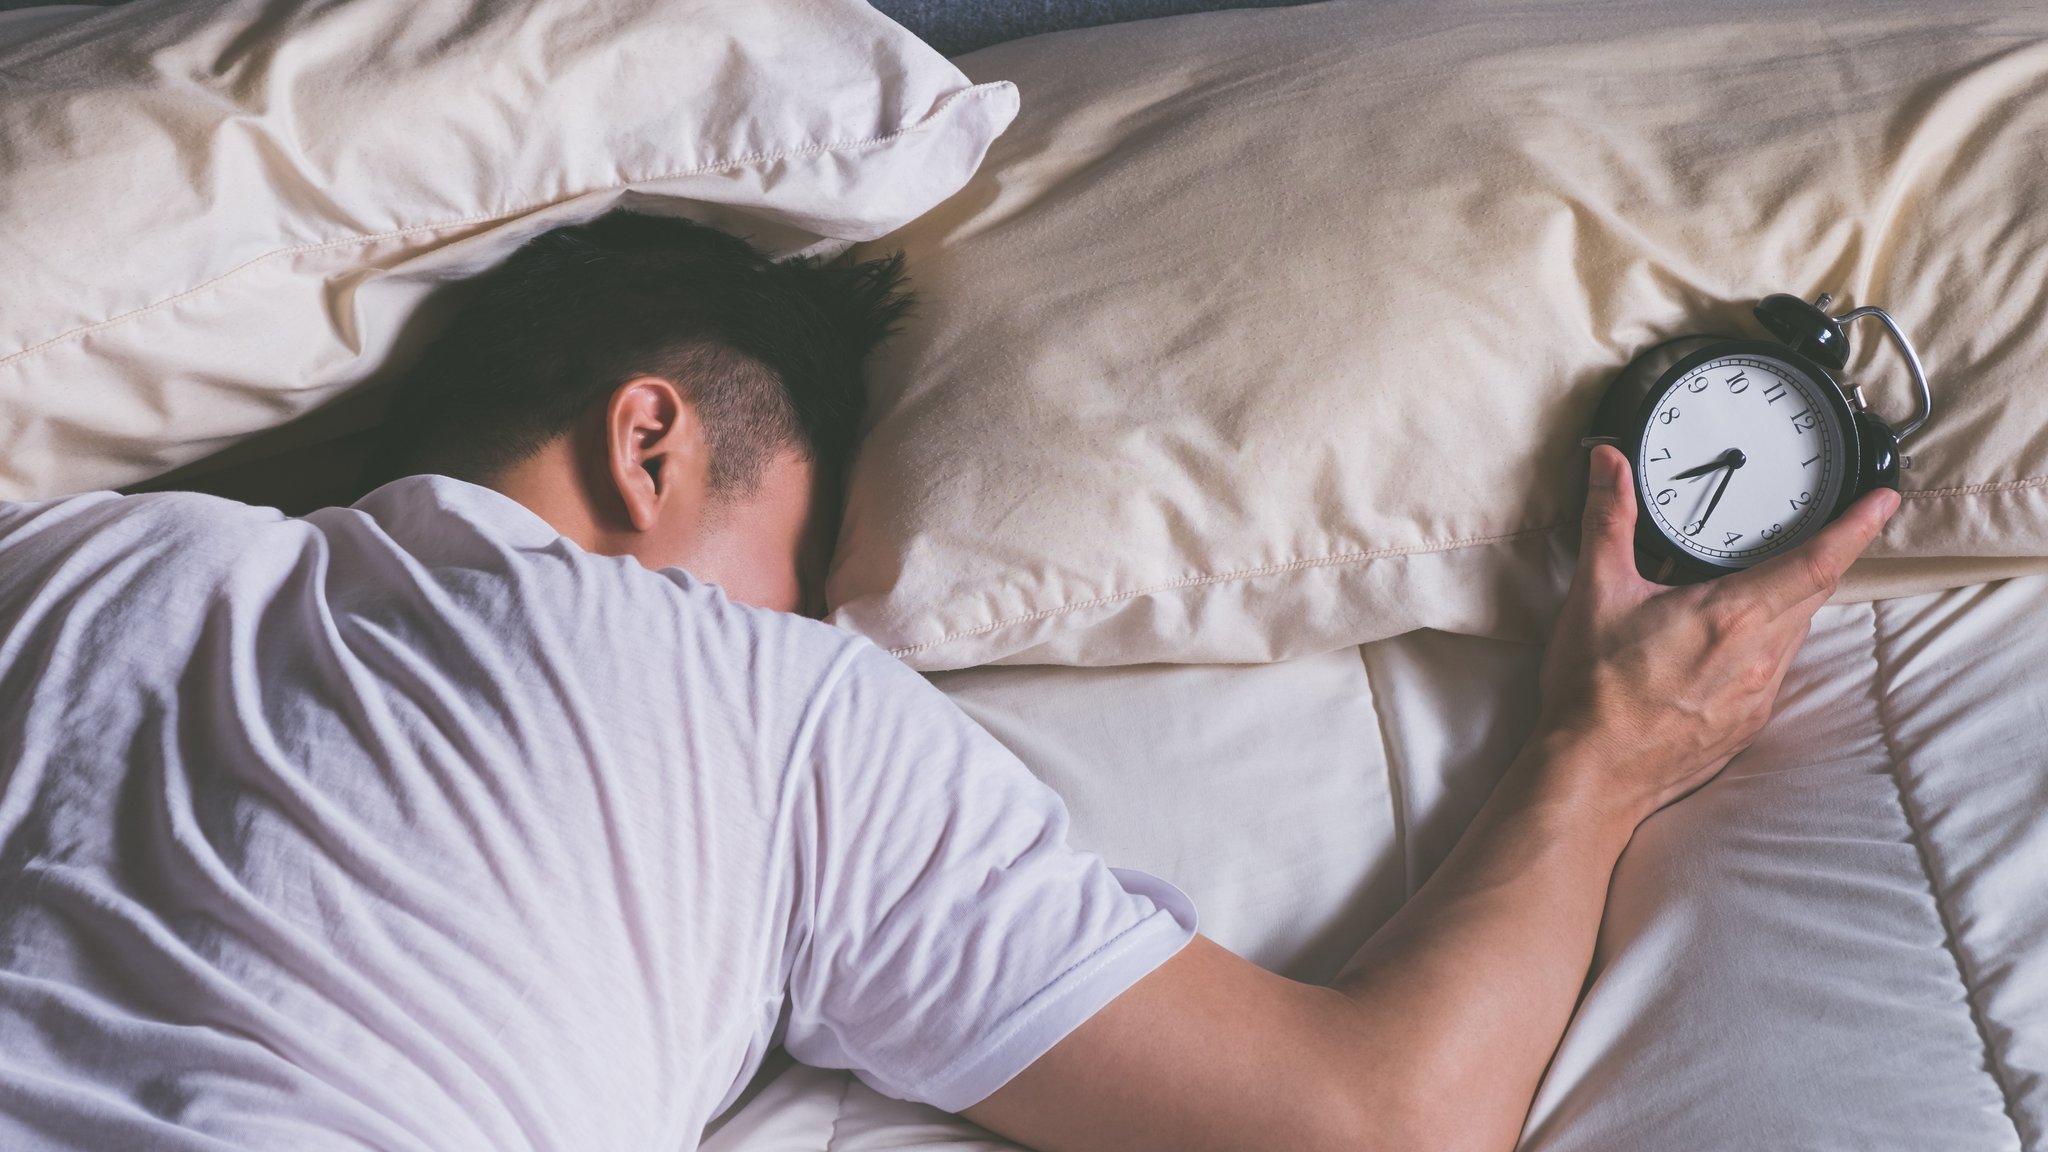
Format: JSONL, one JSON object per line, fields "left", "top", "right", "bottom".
{"left": 1636, "top": 354, "right": 1849, "bottom": 567}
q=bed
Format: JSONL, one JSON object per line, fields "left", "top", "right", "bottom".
{"left": 7, "top": 1, "right": 2048, "bottom": 1149}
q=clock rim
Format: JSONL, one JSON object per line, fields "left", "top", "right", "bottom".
{"left": 1621, "top": 339, "right": 1864, "bottom": 581}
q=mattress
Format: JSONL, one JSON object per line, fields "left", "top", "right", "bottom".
{"left": 702, "top": 571, "right": 2048, "bottom": 1150}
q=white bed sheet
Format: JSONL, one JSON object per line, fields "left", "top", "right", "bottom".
{"left": 704, "top": 574, "right": 2048, "bottom": 1150}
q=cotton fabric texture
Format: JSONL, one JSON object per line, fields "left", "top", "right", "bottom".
{"left": 827, "top": 0, "right": 2048, "bottom": 669}
{"left": 0, "top": 478, "right": 1192, "bottom": 1151}
{"left": 0, "top": 0, "right": 1016, "bottom": 499}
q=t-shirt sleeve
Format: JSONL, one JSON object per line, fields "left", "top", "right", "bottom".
{"left": 777, "top": 639, "right": 1197, "bottom": 1114}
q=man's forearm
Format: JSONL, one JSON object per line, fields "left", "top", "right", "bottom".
{"left": 1327, "top": 731, "right": 1643, "bottom": 1152}
{"left": 969, "top": 734, "right": 1661, "bottom": 1152}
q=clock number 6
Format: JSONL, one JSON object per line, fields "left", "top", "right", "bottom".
{"left": 1655, "top": 488, "right": 1677, "bottom": 506}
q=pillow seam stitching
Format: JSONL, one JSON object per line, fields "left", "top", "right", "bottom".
{"left": 1899, "top": 475, "right": 2048, "bottom": 499}
{"left": 885, "top": 478, "right": 2048, "bottom": 660}
{"left": 885, "top": 520, "right": 1572, "bottom": 658}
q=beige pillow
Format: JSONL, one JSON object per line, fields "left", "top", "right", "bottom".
{"left": 827, "top": 0, "right": 2048, "bottom": 670}
{"left": 0, "top": 0, "right": 1015, "bottom": 499}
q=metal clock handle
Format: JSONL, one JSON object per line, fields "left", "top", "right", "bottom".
{"left": 1836, "top": 305, "right": 1933, "bottom": 442}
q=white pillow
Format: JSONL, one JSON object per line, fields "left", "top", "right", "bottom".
{"left": 0, "top": 0, "right": 1015, "bottom": 498}
{"left": 825, "top": 0, "right": 2048, "bottom": 670}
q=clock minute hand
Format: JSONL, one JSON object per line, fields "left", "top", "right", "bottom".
{"left": 1697, "top": 450, "right": 1748, "bottom": 529}
{"left": 1669, "top": 448, "right": 1742, "bottom": 481}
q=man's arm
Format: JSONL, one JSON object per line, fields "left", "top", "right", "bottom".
{"left": 965, "top": 446, "right": 1900, "bottom": 1152}
{"left": 967, "top": 734, "right": 1636, "bottom": 1152}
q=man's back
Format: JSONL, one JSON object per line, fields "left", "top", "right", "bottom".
{"left": 0, "top": 476, "right": 1192, "bottom": 1151}
{"left": 0, "top": 475, "right": 832, "bottom": 1149}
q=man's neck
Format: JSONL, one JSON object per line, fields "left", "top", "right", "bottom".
{"left": 486, "top": 439, "right": 616, "bottom": 557}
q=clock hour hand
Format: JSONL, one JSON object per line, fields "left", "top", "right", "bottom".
{"left": 1668, "top": 447, "right": 1745, "bottom": 482}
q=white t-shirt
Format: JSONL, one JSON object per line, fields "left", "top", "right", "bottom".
{"left": 0, "top": 476, "right": 1194, "bottom": 1152}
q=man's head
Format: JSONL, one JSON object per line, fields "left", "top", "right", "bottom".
{"left": 374, "top": 212, "right": 911, "bottom": 615}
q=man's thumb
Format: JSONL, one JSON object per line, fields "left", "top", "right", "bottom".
{"left": 1580, "top": 445, "right": 1638, "bottom": 577}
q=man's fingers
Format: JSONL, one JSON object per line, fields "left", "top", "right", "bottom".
{"left": 1727, "top": 487, "right": 1902, "bottom": 616}
{"left": 1578, "top": 445, "right": 1641, "bottom": 589}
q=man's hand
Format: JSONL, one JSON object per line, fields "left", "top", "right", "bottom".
{"left": 964, "top": 445, "right": 1900, "bottom": 1152}
{"left": 1538, "top": 444, "right": 1900, "bottom": 826}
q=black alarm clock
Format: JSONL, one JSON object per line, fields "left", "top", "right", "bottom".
{"left": 1586, "top": 293, "right": 1933, "bottom": 583}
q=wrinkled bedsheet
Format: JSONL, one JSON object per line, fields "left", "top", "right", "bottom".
{"left": 703, "top": 573, "right": 2048, "bottom": 1150}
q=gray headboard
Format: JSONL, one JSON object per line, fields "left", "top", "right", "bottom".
{"left": 869, "top": 0, "right": 1311, "bottom": 56}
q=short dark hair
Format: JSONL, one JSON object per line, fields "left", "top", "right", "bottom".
{"left": 373, "top": 212, "right": 912, "bottom": 492}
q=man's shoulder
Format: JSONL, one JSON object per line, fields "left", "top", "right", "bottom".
{"left": 347, "top": 475, "right": 880, "bottom": 682}
{"left": 0, "top": 487, "right": 288, "bottom": 566}
{"left": 653, "top": 564, "right": 879, "bottom": 681}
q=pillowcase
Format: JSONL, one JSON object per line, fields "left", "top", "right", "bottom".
{"left": 826, "top": 0, "right": 2048, "bottom": 669}
{"left": 0, "top": 0, "right": 1015, "bottom": 499}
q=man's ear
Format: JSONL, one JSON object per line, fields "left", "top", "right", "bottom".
{"left": 603, "top": 375, "right": 706, "bottom": 533}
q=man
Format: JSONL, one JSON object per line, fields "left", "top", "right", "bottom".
{"left": 0, "top": 213, "right": 1897, "bottom": 1151}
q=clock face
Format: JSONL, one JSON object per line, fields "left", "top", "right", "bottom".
{"left": 1636, "top": 353, "right": 1851, "bottom": 569}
